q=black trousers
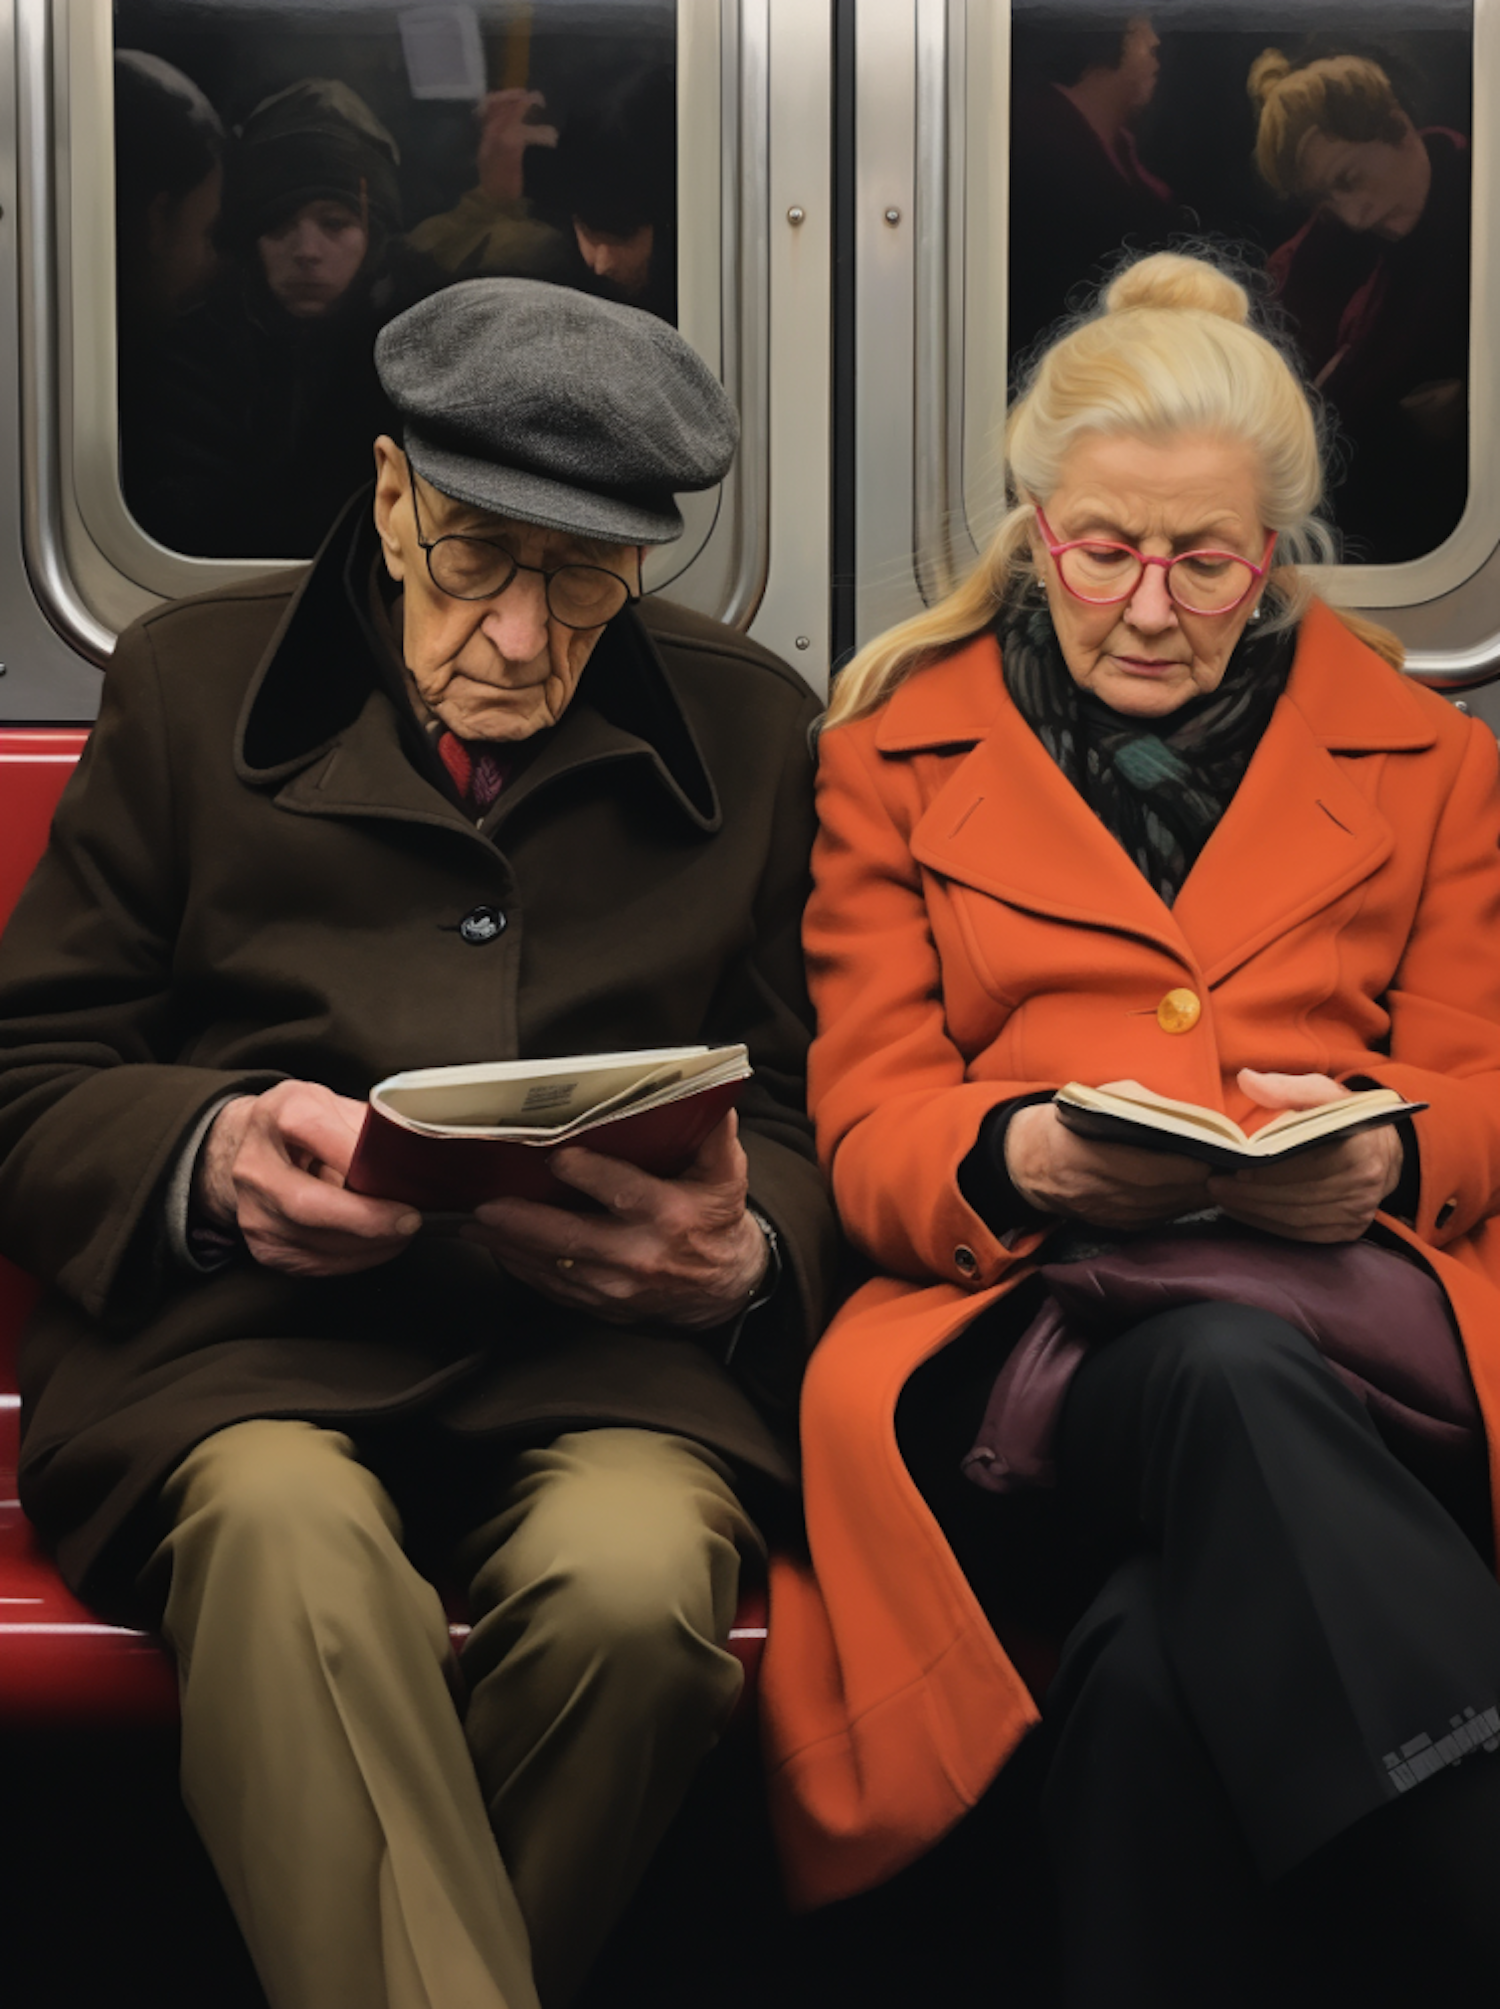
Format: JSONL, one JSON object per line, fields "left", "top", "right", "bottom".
{"left": 899, "top": 1300, "right": 1500, "bottom": 2007}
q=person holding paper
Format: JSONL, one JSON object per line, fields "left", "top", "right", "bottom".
{"left": 764, "top": 251, "right": 1500, "bottom": 2004}
{"left": 0, "top": 280, "right": 834, "bottom": 2009}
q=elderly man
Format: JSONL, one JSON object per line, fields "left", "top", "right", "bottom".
{"left": 0, "top": 280, "right": 834, "bottom": 2009}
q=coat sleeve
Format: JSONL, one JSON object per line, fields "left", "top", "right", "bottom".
{"left": 0, "top": 623, "right": 282, "bottom": 1320}
{"left": 805, "top": 720, "right": 1052, "bottom": 1290}
{"left": 1357, "top": 718, "right": 1500, "bottom": 1250}
{"left": 701, "top": 687, "right": 840, "bottom": 1402}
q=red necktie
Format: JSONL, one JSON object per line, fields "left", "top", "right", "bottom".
{"left": 437, "top": 732, "right": 509, "bottom": 813}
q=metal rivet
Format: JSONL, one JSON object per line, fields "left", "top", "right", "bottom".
{"left": 795, "top": 636, "right": 811, "bottom": 651}
{"left": 1453, "top": 699, "right": 1471, "bottom": 714}
{"left": 884, "top": 206, "right": 901, "bottom": 225}
{"left": 786, "top": 204, "right": 806, "bottom": 225}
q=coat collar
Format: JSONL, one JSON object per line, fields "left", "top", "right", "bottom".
{"left": 875, "top": 598, "right": 1436, "bottom": 757}
{"left": 233, "top": 493, "right": 721, "bottom": 838}
{"left": 888, "top": 599, "right": 1435, "bottom": 974}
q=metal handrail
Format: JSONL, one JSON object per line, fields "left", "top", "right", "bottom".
{"left": 717, "top": 0, "right": 772, "bottom": 631}
{"left": 911, "top": 0, "right": 952, "bottom": 606}
{"left": 14, "top": 0, "right": 113, "bottom": 665}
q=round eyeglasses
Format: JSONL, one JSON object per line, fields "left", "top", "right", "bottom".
{"left": 1035, "top": 506, "right": 1275, "bottom": 616}
{"left": 407, "top": 462, "right": 640, "bottom": 630}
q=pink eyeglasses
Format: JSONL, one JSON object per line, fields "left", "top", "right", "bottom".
{"left": 1035, "top": 506, "right": 1275, "bottom": 616}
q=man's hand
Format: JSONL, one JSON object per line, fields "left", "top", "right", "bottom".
{"left": 1005, "top": 1093, "right": 1211, "bottom": 1229}
{"left": 1206, "top": 1069, "right": 1403, "bottom": 1244}
{"left": 464, "top": 1112, "right": 768, "bottom": 1329}
{"left": 196, "top": 1083, "right": 422, "bottom": 1276}
{"left": 476, "top": 88, "right": 559, "bottom": 204}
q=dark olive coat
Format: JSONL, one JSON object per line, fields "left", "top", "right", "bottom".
{"left": 0, "top": 515, "right": 835, "bottom": 1620}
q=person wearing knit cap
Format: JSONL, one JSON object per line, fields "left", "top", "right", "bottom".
{"left": 124, "top": 78, "right": 406, "bottom": 557}
{"left": 228, "top": 79, "right": 403, "bottom": 320}
{"left": 0, "top": 277, "right": 835, "bottom": 2009}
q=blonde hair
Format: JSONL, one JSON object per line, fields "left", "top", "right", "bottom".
{"left": 1248, "top": 49, "right": 1407, "bottom": 199}
{"left": 826, "top": 251, "right": 1400, "bottom": 729}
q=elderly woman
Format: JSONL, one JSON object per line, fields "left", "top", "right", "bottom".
{"left": 762, "top": 253, "right": 1500, "bottom": 2005}
{"left": 1250, "top": 49, "right": 1471, "bottom": 562}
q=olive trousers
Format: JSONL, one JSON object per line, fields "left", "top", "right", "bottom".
{"left": 150, "top": 1418, "right": 760, "bottom": 2009}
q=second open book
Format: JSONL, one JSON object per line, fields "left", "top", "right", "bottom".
{"left": 1053, "top": 1080, "right": 1425, "bottom": 1173}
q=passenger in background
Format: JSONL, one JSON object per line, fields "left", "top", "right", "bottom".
{"left": 548, "top": 68, "right": 677, "bottom": 322}
{"left": 1008, "top": 14, "right": 1187, "bottom": 363}
{"left": 766, "top": 251, "right": 1500, "bottom": 2008}
{"left": 408, "top": 68, "right": 676, "bottom": 321}
{"left": 1250, "top": 50, "right": 1470, "bottom": 564}
{"left": 114, "top": 51, "right": 225, "bottom": 501}
{"left": 126, "top": 79, "right": 404, "bottom": 558}
{"left": 404, "top": 85, "right": 575, "bottom": 287}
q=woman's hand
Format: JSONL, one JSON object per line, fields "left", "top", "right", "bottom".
{"left": 1206, "top": 1070, "right": 1404, "bottom": 1244}
{"left": 1005, "top": 1098, "right": 1211, "bottom": 1229}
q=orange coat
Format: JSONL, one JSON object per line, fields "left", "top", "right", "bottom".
{"left": 761, "top": 600, "right": 1500, "bottom": 1909}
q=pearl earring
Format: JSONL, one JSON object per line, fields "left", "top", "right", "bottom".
{"left": 1249, "top": 600, "right": 1263, "bottom": 623}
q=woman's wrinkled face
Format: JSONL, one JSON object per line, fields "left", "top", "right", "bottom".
{"left": 1029, "top": 432, "right": 1270, "bottom": 718}
{"left": 258, "top": 198, "right": 369, "bottom": 316}
{"left": 372, "top": 437, "right": 638, "bottom": 742}
{"left": 1297, "top": 118, "right": 1431, "bottom": 239}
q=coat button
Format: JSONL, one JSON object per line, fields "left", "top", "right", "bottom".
{"left": 954, "top": 1245, "right": 979, "bottom": 1277}
{"left": 459, "top": 906, "right": 506, "bottom": 945}
{"left": 1156, "top": 988, "right": 1201, "bottom": 1034}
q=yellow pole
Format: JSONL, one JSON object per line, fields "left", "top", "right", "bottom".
{"left": 499, "top": 3, "right": 534, "bottom": 90}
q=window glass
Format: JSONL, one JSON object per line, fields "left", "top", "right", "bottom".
{"left": 113, "top": 1, "right": 677, "bottom": 561}
{"left": 1008, "top": 4, "right": 1473, "bottom": 566}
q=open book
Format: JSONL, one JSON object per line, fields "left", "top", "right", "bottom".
{"left": 345, "top": 1045, "right": 751, "bottom": 1211}
{"left": 1052, "top": 1080, "right": 1425, "bottom": 1172}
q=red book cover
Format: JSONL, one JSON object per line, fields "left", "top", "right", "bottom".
{"left": 345, "top": 1076, "right": 746, "bottom": 1211}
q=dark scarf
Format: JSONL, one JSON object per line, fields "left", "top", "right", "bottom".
{"left": 996, "top": 597, "right": 1296, "bottom": 906}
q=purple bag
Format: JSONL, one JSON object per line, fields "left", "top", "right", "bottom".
{"left": 962, "top": 1231, "right": 1481, "bottom": 1494}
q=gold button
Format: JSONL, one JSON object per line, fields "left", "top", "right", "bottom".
{"left": 1156, "top": 988, "right": 1201, "bottom": 1035}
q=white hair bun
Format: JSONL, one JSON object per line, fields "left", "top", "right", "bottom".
{"left": 1104, "top": 252, "right": 1251, "bottom": 326}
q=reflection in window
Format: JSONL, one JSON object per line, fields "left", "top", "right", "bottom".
{"left": 1007, "top": 4, "right": 1473, "bottom": 566}
{"left": 114, "top": 2, "right": 678, "bottom": 561}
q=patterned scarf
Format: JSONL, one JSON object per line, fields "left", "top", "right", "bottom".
{"left": 996, "top": 597, "right": 1297, "bottom": 906}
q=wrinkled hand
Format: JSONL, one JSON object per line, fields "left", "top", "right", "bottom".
{"left": 1005, "top": 1091, "right": 1211, "bottom": 1229}
{"left": 1206, "top": 1070, "right": 1403, "bottom": 1244}
{"left": 464, "top": 1112, "right": 768, "bottom": 1329}
{"left": 196, "top": 1082, "right": 421, "bottom": 1276}
{"left": 477, "top": 88, "right": 559, "bottom": 204}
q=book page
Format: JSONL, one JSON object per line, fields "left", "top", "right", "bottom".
{"left": 373, "top": 1046, "right": 746, "bottom": 1134}
{"left": 1056, "top": 1082, "right": 1249, "bottom": 1148}
{"left": 1248, "top": 1088, "right": 1411, "bottom": 1150}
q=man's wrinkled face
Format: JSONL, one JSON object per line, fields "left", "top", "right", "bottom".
{"left": 372, "top": 435, "right": 641, "bottom": 742}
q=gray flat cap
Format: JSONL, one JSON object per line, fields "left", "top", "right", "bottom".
{"left": 374, "top": 278, "right": 738, "bottom": 544}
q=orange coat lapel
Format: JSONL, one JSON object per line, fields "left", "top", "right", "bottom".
{"left": 877, "top": 632, "right": 1192, "bottom": 964}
